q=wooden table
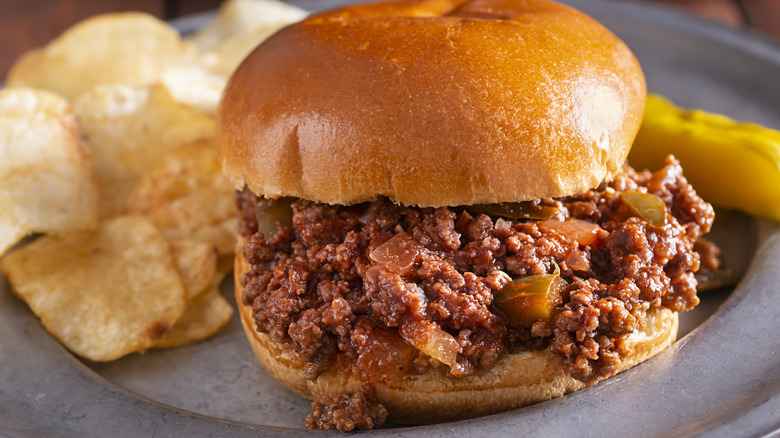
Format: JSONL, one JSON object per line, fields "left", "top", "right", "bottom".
{"left": 1, "top": 0, "right": 779, "bottom": 82}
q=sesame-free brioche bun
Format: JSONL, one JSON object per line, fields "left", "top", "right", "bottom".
{"left": 234, "top": 242, "right": 678, "bottom": 424}
{"left": 217, "top": 0, "right": 646, "bottom": 207}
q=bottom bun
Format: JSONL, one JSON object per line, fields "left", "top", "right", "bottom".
{"left": 234, "top": 240, "right": 679, "bottom": 424}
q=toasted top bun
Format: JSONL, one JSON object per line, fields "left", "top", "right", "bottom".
{"left": 218, "top": 0, "right": 646, "bottom": 207}
{"left": 234, "top": 243, "right": 678, "bottom": 424}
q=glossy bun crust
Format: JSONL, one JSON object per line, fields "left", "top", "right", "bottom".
{"left": 218, "top": 0, "right": 646, "bottom": 207}
{"left": 234, "top": 243, "right": 678, "bottom": 424}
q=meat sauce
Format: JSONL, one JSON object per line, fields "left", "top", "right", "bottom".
{"left": 237, "top": 157, "right": 715, "bottom": 430}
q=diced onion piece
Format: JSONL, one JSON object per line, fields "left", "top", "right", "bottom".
{"left": 400, "top": 319, "right": 465, "bottom": 376}
{"left": 369, "top": 232, "right": 421, "bottom": 275}
{"left": 468, "top": 201, "right": 558, "bottom": 220}
{"left": 256, "top": 197, "right": 294, "bottom": 237}
{"left": 565, "top": 251, "right": 590, "bottom": 272}
{"left": 538, "top": 218, "right": 601, "bottom": 246}
{"left": 620, "top": 191, "right": 667, "bottom": 227}
{"left": 356, "top": 328, "right": 415, "bottom": 378}
{"left": 493, "top": 273, "right": 568, "bottom": 329}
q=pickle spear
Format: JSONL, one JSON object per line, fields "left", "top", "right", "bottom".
{"left": 629, "top": 94, "right": 780, "bottom": 221}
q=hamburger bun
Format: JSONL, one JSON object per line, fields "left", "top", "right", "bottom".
{"left": 218, "top": 0, "right": 646, "bottom": 207}
{"left": 234, "top": 240, "right": 678, "bottom": 424}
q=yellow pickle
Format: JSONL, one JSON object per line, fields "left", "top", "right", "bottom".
{"left": 629, "top": 94, "right": 780, "bottom": 221}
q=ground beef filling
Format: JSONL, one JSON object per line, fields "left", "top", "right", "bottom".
{"left": 238, "top": 157, "right": 714, "bottom": 430}
{"left": 305, "top": 387, "right": 388, "bottom": 431}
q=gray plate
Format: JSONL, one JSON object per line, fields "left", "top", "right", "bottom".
{"left": 2, "top": 1, "right": 780, "bottom": 436}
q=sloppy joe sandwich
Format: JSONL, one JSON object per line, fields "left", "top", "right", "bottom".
{"left": 217, "top": 0, "right": 714, "bottom": 430}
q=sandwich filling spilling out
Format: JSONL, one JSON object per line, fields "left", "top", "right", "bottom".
{"left": 236, "top": 156, "right": 716, "bottom": 430}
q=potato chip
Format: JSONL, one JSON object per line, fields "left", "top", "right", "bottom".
{"left": 125, "top": 138, "right": 238, "bottom": 255}
{"left": 188, "top": 217, "right": 239, "bottom": 256}
{"left": 0, "top": 88, "right": 98, "bottom": 256}
{"left": 155, "top": 241, "right": 231, "bottom": 349}
{"left": 188, "top": 0, "right": 307, "bottom": 51}
{"left": 217, "top": 253, "right": 236, "bottom": 279}
{"left": 5, "top": 49, "right": 46, "bottom": 89}
{"left": 0, "top": 215, "right": 186, "bottom": 361}
{"left": 154, "top": 279, "right": 233, "bottom": 349}
{"left": 74, "top": 83, "right": 215, "bottom": 218}
{"left": 161, "top": 66, "right": 227, "bottom": 116}
{"left": 171, "top": 240, "right": 218, "bottom": 300}
{"left": 206, "top": 26, "right": 283, "bottom": 77}
{"left": 6, "top": 13, "right": 193, "bottom": 101}
{"left": 191, "top": 0, "right": 307, "bottom": 76}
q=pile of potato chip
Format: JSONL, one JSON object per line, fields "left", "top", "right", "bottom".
{"left": 0, "top": 0, "right": 307, "bottom": 361}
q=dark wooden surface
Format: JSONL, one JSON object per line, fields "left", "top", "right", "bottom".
{"left": 1, "top": 0, "right": 779, "bottom": 83}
